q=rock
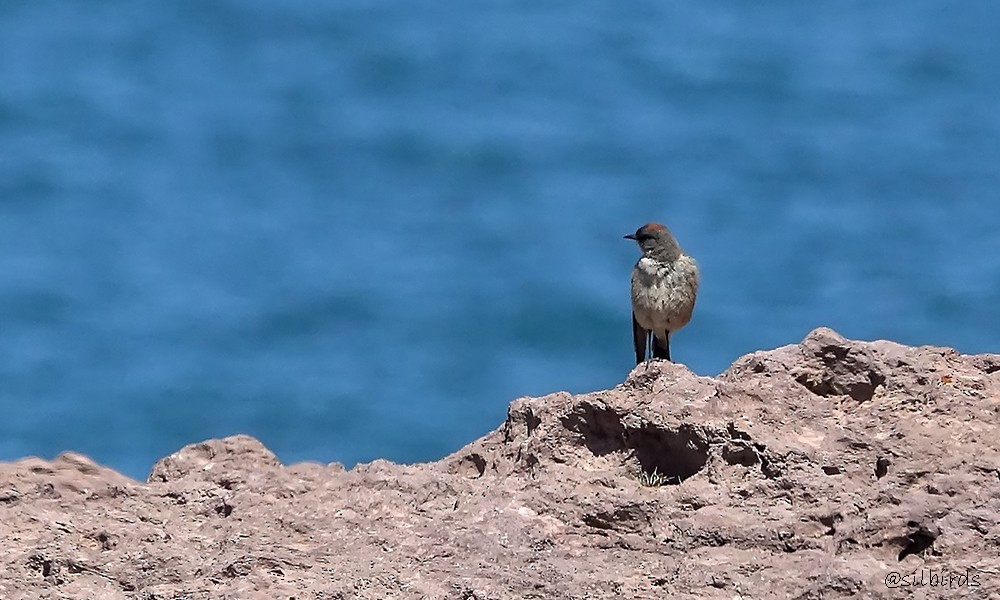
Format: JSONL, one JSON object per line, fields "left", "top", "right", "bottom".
{"left": 147, "top": 434, "right": 281, "bottom": 484}
{"left": 1, "top": 328, "right": 998, "bottom": 599}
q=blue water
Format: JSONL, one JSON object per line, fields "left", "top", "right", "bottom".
{"left": 2, "top": 2, "right": 999, "bottom": 479}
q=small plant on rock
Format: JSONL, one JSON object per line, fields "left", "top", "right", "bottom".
{"left": 637, "top": 467, "right": 676, "bottom": 487}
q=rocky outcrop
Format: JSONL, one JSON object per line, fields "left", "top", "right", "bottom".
{"left": 1, "top": 328, "right": 998, "bottom": 599}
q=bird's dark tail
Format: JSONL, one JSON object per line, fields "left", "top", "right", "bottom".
{"left": 652, "top": 332, "right": 671, "bottom": 361}
{"left": 632, "top": 313, "right": 647, "bottom": 365}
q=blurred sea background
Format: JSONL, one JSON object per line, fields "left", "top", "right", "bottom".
{"left": 2, "top": 2, "right": 998, "bottom": 479}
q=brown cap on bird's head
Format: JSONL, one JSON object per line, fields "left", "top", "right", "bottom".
{"left": 624, "top": 222, "right": 669, "bottom": 240}
{"left": 624, "top": 222, "right": 681, "bottom": 260}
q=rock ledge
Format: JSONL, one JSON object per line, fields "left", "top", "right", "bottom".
{"left": 2, "top": 328, "right": 999, "bottom": 599}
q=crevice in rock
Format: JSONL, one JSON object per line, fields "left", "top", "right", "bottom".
{"left": 560, "top": 403, "right": 626, "bottom": 456}
{"left": 897, "top": 522, "right": 938, "bottom": 561}
{"left": 460, "top": 453, "right": 486, "bottom": 478}
{"left": 795, "top": 369, "right": 885, "bottom": 402}
{"left": 875, "top": 457, "right": 890, "bottom": 479}
{"left": 722, "top": 442, "right": 759, "bottom": 467}
{"left": 726, "top": 423, "right": 752, "bottom": 441}
{"left": 836, "top": 537, "right": 859, "bottom": 554}
{"left": 222, "top": 559, "right": 252, "bottom": 578}
{"left": 582, "top": 506, "right": 644, "bottom": 532}
{"left": 215, "top": 499, "right": 233, "bottom": 518}
{"left": 972, "top": 355, "right": 1000, "bottom": 374}
{"left": 26, "top": 554, "right": 53, "bottom": 577}
{"left": 561, "top": 404, "right": 710, "bottom": 484}
{"left": 760, "top": 454, "right": 784, "bottom": 479}
{"left": 86, "top": 530, "right": 116, "bottom": 551}
{"left": 628, "top": 424, "right": 709, "bottom": 484}
{"left": 525, "top": 409, "right": 541, "bottom": 436}
{"left": 818, "top": 513, "right": 841, "bottom": 535}
{"left": 515, "top": 450, "right": 539, "bottom": 476}
{"left": 862, "top": 371, "right": 887, "bottom": 400}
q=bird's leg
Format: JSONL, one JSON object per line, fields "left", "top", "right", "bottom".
{"left": 645, "top": 331, "right": 654, "bottom": 364}
{"left": 652, "top": 331, "right": 671, "bottom": 361}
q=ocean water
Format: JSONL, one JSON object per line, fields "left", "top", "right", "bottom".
{"left": 1, "top": 2, "right": 998, "bottom": 479}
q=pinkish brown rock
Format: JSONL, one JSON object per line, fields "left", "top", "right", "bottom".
{"left": 1, "top": 328, "right": 999, "bottom": 599}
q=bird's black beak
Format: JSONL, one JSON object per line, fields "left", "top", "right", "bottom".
{"left": 624, "top": 234, "right": 636, "bottom": 240}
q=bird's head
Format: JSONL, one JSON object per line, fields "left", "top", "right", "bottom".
{"left": 624, "top": 222, "right": 681, "bottom": 260}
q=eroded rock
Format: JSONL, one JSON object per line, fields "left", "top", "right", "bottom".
{"left": 1, "top": 328, "right": 998, "bottom": 599}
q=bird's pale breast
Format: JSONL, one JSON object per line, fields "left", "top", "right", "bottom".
{"left": 631, "top": 255, "right": 699, "bottom": 333}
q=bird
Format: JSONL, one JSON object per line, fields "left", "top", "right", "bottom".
{"left": 625, "top": 222, "right": 699, "bottom": 364}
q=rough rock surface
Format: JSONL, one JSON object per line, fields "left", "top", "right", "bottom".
{"left": 2, "top": 328, "right": 999, "bottom": 599}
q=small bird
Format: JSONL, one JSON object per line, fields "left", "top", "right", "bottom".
{"left": 625, "top": 222, "right": 699, "bottom": 364}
